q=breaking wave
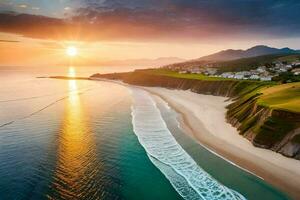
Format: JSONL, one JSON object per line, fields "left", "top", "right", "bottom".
{"left": 130, "top": 88, "right": 246, "bottom": 200}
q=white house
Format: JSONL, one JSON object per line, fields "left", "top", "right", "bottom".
{"left": 234, "top": 74, "right": 244, "bottom": 79}
{"left": 257, "top": 66, "right": 267, "bottom": 73}
{"left": 250, "top": 75, "right": 260, "bottom": 80}
{"left": 260, "top": 76, "right": 272, "bottom": 81}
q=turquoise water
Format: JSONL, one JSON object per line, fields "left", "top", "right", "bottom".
{"left": 0, "top": 66, "right": 291, "bottom": 199}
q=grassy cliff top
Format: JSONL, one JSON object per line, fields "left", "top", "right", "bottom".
{"left": 142, "top": 68, "right": 257, "bottom": 81}
{"left": 144, "top": 68, "right": 229, "bottom": 81}
{"left": 257, "top": 82, "right": 300, "bottom": 113}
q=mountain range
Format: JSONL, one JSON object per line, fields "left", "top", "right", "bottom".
{"left": 195, "top": 45, "right": 299, "bottom": 62}
{"left": 56, "top": 45, "right": 298, "bottom": 67}
{"left": 164, "top": 45, "right": 300, "bottom": 69}
{"left": 56, "top": 57, "right": 186, "bottom": 67}
{"left": 100, "top": 57, "right": 186, "bottom": 67}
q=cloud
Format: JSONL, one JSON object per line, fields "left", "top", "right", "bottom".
{"left": 0, "top": 0, "right": 300, "bottom": 42}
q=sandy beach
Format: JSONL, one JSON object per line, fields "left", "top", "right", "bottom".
{"left": 144, "top": 87, "right": 300, "bottom": 199}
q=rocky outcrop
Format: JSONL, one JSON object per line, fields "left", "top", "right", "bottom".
{"left": 91, "top": 71, "right": 300, "bottom": 160}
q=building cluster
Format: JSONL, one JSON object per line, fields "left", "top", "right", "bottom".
{"left": 164, "top": 60, "right": 300, "bottom": 81}
{"left": 164, "top": 65, "right": 217, "bottom": 75}
{"left": 217, "top": 61, "right": 300, "bottom": 81}
{"left": 217, "top": 66, "right": 273, "bottom": 81}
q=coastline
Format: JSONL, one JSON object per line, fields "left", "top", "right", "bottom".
{"left": 48, "top": 76, "right": 300, "bottom": 198}
{"left": 144, "top": 87, "right": 300, "bottom": 199}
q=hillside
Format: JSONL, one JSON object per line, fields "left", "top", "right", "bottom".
{"left": 215, "top": 53, "right": 300, "bottom": 73}
{"left": 91, "top": 69, "right": 300, "bottom": 159}
{"left": 165, "top": 46, "right": 300, "bottom": 72}
{"left": 166, "top": 53, "right": 300, "bottom": 74}
{"left": 198, "top": 45, "right": 297, "bottom": 61}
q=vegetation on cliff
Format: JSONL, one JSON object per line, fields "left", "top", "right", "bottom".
{"left": 227, "top": 83, "right": 300, "bottom": 153}
{"left": 257, "top": 83, "right": 300, "bottom": 113}
{"left": 147, "top": 69, "right": 231, "bottom": 81}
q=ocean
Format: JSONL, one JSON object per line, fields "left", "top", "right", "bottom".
{"left": 0, "top": 66, "right": 291, "bottom": 200}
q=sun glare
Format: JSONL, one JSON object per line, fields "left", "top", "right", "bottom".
{"left": 66, "top": 46, "right": 78, "bottom": 57}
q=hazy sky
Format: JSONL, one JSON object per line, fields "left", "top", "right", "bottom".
{"left": 0, "top": 0, "right": 300, "bottom": 66}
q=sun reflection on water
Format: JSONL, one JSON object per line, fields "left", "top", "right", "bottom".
{"left": 48, "top": 67, "right": 99, "bottom": 199}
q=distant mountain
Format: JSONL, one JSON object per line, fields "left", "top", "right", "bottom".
{"left": 56, "top": 57, "right": 186, "bottom": 67}
{"left": 102, "top": 57, "right": 186, "bottom": 67}
{"left": 215, "top": 53, "right": 300, "bottom": 73}
{"left": 196, "top": 45, "right": 298, "bottom": 62}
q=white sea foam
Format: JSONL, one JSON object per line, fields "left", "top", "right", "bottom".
{"left": 130, "top": 88, "right": 246, "bottom": 200}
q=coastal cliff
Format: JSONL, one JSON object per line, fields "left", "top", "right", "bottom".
{"left": 227, "top": 93, "right": 300, "bottom": 159}
{"left": 91, "top": 71, "right": 300, "bottom": 159}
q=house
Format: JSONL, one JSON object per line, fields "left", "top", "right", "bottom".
{"left": 221, "top": 72, "right": 234, "bottom": 78}
{"left": 190, "top": 69, "right": 201, "bottom": 74}
{"left": 292, "top": 68, "right": 300, "bottom": 75}
{"left": 279, "top": 67, "right": 287, "bottom": 72}
{"left": 286, "top": 65, "right": 292, "bottom": 69}
{"left": 206, "top": 68, "right": 217, "bottom": 75}
{"left": 249, "top": 75, "right": 259, "bottom": 80}
{"left": 260, "top": 76, "right": 272, "bottom": 81}
{"left": 292, "top": 62, "right": 300, "bottom": 67}
{"left": 257, "top": 66, "right": 267, "bottom": 73}
{"left": 234, "top": 74, "right": 244, "bottom": 79}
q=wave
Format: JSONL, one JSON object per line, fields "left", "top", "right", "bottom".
{"left": 130, "top": 88, "right": 246, "bottom": 200}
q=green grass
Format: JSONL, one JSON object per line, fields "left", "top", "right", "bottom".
{"left": 145, "top": 68, "right": 264, "bottom": 82}
{"left": 145, "top": 69, "right": 229, "bottom": 81}
{"left": 231, "top": 81, "right": 274, "bottom": 97}
{"left": 227, "top": 84, "right": 299, "bottom": 147}
{"left": 257, "top": 82, "right": 300, "bottom": 113}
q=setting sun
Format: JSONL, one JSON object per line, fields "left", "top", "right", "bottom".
{"left": 66, "top": 46, "right": 78, "bottom": 57}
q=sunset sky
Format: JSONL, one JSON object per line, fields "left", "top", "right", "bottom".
{"left": 0, "top": 0, "right": 300, "bottom": 66}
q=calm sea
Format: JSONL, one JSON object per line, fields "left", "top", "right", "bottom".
{"left": 0, "top": 66, "right": 291, "bottom": 200}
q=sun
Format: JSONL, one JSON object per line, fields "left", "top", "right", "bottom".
{"left": 66, "top": 46, "right": 78, "bottom": 57}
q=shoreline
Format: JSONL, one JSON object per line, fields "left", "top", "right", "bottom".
{"left": 47, "top": 77, "right": 300, "bottom": 198}
{"left": 144, "top": 87, "right": 300, "bottom": 199}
